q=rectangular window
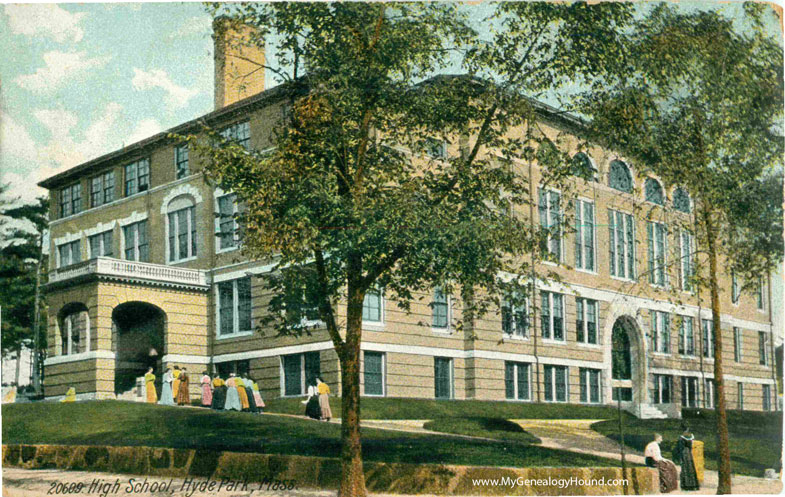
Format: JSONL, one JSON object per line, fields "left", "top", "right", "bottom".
{"left": 580, "top": 368, "right": 601, "bottom": 404}
{"left": 702, "top": 319, "right": 714, "bottom": 359}
{"left": 652, "top": 374, "right": 672, "bottom": 404}
{"left": 217, "top": 194, "right": 238, "bottom": 250}
{"left": 737, "top": 383, "right": 744, "bottom": 410}
{"left": 168, "top": 206, "right": 197, "bottom": 261}
{"left": 538, "top": 189, "right": 562, "bottom": 261}
{"left": 122, "top": 220, "right": 148, "bottom": 262}
{"left": 759, "top": 331, "right": 769, "bottom": 366}
{"left": 434, "top": 357, "right": 453, "bottom": 399}
{"left": 704, "top": 378, "right": 714, "bottom": 408}
{"left": 220, "top": 121, "right": 251, "bottom": 150}
{"left": 362, "top": 287, "right": 383, "bottom": 323}
{"left": 282, "top": 351, "right": 320, "bottom": 396}
{"left": 763, "top": 384, "right": 771, "bottom": 411}
{"left": 215, "top": 359, "right": 250, "bottom": 379}
{"left": 576, "top": 298, "right": 598, "bottom": 344}
{"left": 88, "top": 230, "right": 113, "bottom": 259}
{"left": 680, "top": 230, "right": 694, "bottom": 292}
{"left": 57, "top": 240, "right": 81, "bottom": 268}
{"left": 504, "top": 361, "right": 531, "bottom": 401}
{"left": 647, "top": 221, "right": 667, "bottom": 286}
{"left": 432, "top": 287, "right": 449, "bottom": 329}
{"left": 91, "top": 171, "right": 115, "bottom": 207}
{"left": 544, "top": 365, "right": 568, "bottom": 402}
{"left": 608, "top": 209, "right": 635, "bottom": 280}
{"left": 364, "top": 351, "right": 385, "bottom": 396}
{"left": 731, "top": 272, "right": 740, "bottom": 304}
{"left": 59, "top": 182, "right": 82, "bottom": 218}
{"left": 756, "top": 278, "right": 765, "bottom": 310}
{"left": 124, "top": 158, "right": 150, "bottom": 196}
{"left": 574, "top": 199, "right": 595, "bottom": 271}
{"left": 678, "top": 316, "right": 695, "bottom": 356}
{"left": 540, "top": 291, "right": 564, "bottom": 341}
{"left": 502, "top": 293, "right": 528, "bottom": 338}
{"left": 681, "top": 376, "right": 698, "bottom": 408}
{"left": 217, "top": 277, "right": 252, "bottom": 336}
{"left": 650, "top": 311, "right": 671, "bottom": 354}
{"left": 175, "top": 144, "right": 189, "bottom": 179}
{"left": 734, "top": 327, "right": 742, "bottom": 363}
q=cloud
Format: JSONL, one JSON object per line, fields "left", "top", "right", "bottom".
{"left": 131, "top": 68, "right": 199, "bottom": 109}
{"left": 15, "top": 51, "right": 111, "bottom": 95}
{"left": 127, "top": 119, "right": 163, "bottom": 144}
{"left": 3, "top": 4, "right": 86, "bottom": 43}
{"left": 0, "top": 115, "right": 39, "bottom": 165}
{"left": 170, "top": 15, "right": 212, "bottom": 39}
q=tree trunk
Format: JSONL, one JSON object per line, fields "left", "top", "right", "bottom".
{"left": 14, "top": 344, "right": 22, "bottom": 387}
{"left": 701, "top": 206, "right": 732, "bottom": 494}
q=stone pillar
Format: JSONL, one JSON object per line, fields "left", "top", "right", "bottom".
{"left": 692, "top": 440, "right": 704, "bottom": 484}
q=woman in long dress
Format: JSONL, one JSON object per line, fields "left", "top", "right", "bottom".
{"left": 645, "top": 433, "right": 678, "bottom": 493}
{"left": 674, "top": 426, "right": 700, "bottom": 491}
{"left": 172, "top": 366, "right": 181, "bottom": 401}
{"left": 159, "top": 368, "right": 174, "bottom": 406}
{"left": 235, "top": 376, "right": 250, "bottom": 411}
{"left": 176, "top": 368, "right": 190, "bottom": 406}
{"left": 304, "top": 381, "right": 321, "bottom": 420}
{"left": 242, "top": 374, "right": 258, "bottom": 413}
{"left": 316, "top": 377, "right": 332, "bottom": 421}
{"left": 61, "top": 387, "right": 76, "bottom": 402}
{"left": 211, "top": 376, "right": 226, "bottom": 410}
{"left": 224, "top": 374, "right": 242, "bottom": 411}
{"left": 200, "top": 372, "right": 212, "bottom": 407}
{"left": 144, "top": 367, "right": 157, "bottom": 403}
{"left": 251, "top": 380, "right": 265, "bottom": 412}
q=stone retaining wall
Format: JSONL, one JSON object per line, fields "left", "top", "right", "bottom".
{"left": 2, "top": 444, "right": 658, "bottom": 495}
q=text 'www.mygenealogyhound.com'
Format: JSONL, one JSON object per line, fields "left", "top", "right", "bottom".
{"left": 471, "top": 476, "right": 629, "bottom": 490}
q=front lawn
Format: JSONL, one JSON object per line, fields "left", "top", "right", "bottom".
{"left": 423, "top": 417, "right": 541, "bottom": 444}
{"left": 2, "top": 401, "right": 621, "bottom": 469}
{"left": 592, "top": 409, "right": 783, "bottom": 477}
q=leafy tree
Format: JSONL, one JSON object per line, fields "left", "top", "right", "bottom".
{"left": 579, "top": 4, "right": 784, "bottom": 492}
{"left": 190, "top": 3, "right": 632, "bottom": 495}
{"left": 0, "top": 186, "right": 49, "bottom": 390}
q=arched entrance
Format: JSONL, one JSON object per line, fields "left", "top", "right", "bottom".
{"left": 609, "top": 316, "right": 645, "bottom": 405}
{"left": 112, "top": 302, "right": 166, "bottom": 394}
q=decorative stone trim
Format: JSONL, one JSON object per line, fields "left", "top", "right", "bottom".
{"left": 53, "top": 231, "right": 83, "bottom": 246}
{"left": 160, "top": 183, "right": 203, "bottom": 214}
{"left": 84, "top": 220, "right": 117, "bottom": 237}
{"left": 117, "top": 210, "right": 148, "bottom": 227}
{"left": 44, "top": 350, "right": 115, "bottom": 366}
{"left": 161, "top": 354, "right": 210, "bottom": 365}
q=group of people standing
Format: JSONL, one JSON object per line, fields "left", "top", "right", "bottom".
{"left": 644, "top": 425, "right": 700, "bottom": 493}
{"left": 303, "top": 377, "right": 332, "bottom": 422}
{"left": 144, "top": 366, "right": 265, "bottom": 413}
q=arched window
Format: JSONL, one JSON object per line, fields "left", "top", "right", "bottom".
{"left": 611, "top": 321, "right": 632, "bottom": 380}
{"left": 644, "top": 178, "right": 664, "bottom": 205}
{"left": 673, "top": 187, "right": 691, "bottom": 213}
{"left": 60, "top": 304, "right": 90, "bottom": 355}
{"left": 571, "top": 152, "right": 597, "bottom": 181}
{"left": 609, "top": 160, "right": 633, "bottom": 193}
{"left": 166, "top": 195, "right": 197, "bottom": 263}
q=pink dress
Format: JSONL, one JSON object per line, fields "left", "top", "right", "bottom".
{"left": 200, "top": 375, "right": 213, "bottom": 406}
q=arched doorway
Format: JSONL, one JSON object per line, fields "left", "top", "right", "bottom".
{"left": 112, "top": 302, "right": 166, "bottom": 394}
{"left": 610, "top": 316, "right": 645, "bottom": 405}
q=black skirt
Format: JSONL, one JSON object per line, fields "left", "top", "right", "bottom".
{"left": 305, "top": 395, "right": 321, "bottom": 419}
{"left": 245, "top": 386, "right": 258, "bottom": 413}
{"left": 212, "top": 385, "right": 227, "bottom": 410}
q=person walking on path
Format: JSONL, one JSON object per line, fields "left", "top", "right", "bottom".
{"left": 303, "top": 380, "right": 321, "bottom": 420}
{"left": 159, "top": 368, "right": 174, "bottom": 406}
{"left": 645, "top": 433, "right": 678, "bottom": 492}
{"left": 171, "top": 366, "right": 181, "bottom": 401}
{"left": 316, "top": 377, "right": 332, "bottom": 422}
{"left": 176, "top": 368, "right": 190, "bottom": 406}
{"left": 144, "top": 367, "right": 157, "bottom": 404}
{"left": 200, "top": 371, "right": 212, "bottom": 407}
{"left": 674, "top": 425, "right": 700, "bottom": 491}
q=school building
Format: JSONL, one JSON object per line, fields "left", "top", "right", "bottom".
{"left": 39, "top": 20, "right": 778, "bottom": 416}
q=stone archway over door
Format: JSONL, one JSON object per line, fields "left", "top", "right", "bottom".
{"left": 610, "top": 316, "right": 646, "bottom": 406}
{"left": 112, "top": 302, "right": 166, "bottom": 394}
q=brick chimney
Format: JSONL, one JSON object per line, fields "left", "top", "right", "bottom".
{"left": 213, "top": 17, "right": 265, "bottom": 110}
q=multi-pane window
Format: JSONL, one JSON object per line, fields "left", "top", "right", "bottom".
{"left": 175, "top": 144, "right": 189, "bottom": 179}
{"left": 576, "top": 298, "right": 598, "bottom": 344}
{"left": 679, "top": 231, "right": 695, "bottom": 292}
{"left": 652, "top": 374, "right": 672, "bottom": 404}
{"left": 434, "top": 357, "right": 453, "bottom": 399}
{"left": 538, "top": 189, "right": 562, "bottom": 261}
{"left": 88, "top": 231, "right": 113, "bottom": 259}
{"left": 681, "top": 376, "right": 698, "bottom": 408}
{"left": 215, "top": 359, "right": 250, "bottom": 379}
{"left": 59, "top": 183, "right": 82, "bottom": 218}
{"left": 702, "top": 319, "right": 714, "bottom": 359}
{"left": 704, "top": 378, "right": 715, "bottom": 408}
{"left": 650, "top": 311, "right": 671, "bottom": 354}
{"left": 608, "top": 210, "right": 635, "bottom": 280}
{"left": 432, "top": 287, "right": 450, "bottom": 329}
{"left": 763, "top": 384, "right": 771, "bottom": 411}
{"left": 544, "top": 365, "right": 568, "bottom": 402}
{"left": 363, "top": 351, "right": 385, "bottom": 396}
{"left": 540, "top": 291, "right": 564, "bottom": 341}
{"left": 502, "top": 293, "right": 528, "bottom": 338}
{"left": 123, "top": 220, "right": 149, "bottom": 262}
{"left": 57, "top": 240, "right": 81, "bottom": 268}
{"left": 424, "top": 137, "right": 447, "bottom": 159}
{"left": 733, "top": 327, "right": 742, "bottom": 363}
{"left": 609, "top": 160, "right": 633, "bottom": 193}
{"left": 759, "top": 331, "right": 769, "bottom": 366}
{"left": 580, "top": 368, "right": 601, "bottom": 404}
{"left": 756, "top": 278, "right": 765, "bottom": 310}
{"left": 91, "top": 171, "right": 115, "bottom": 207}
{"left": 571, "top": 152, "right": 596, "bottom": 181}
{"left": 673, "top": 187, "right": 691, "bottom": 213}
{"left": 644, "top": 178, "right": 664, "bottom": 205}
{"left": 60, "top": 310, "right": 88, "bottom": 356}
{"left": 282, "top": 351, "right": 320, "bottom": 396}
{"left": 284, "top": 271, "right": 321, "bottom": 327}
{"left": 504, "top": 361, "right": 531, "bottom": 401}
{"left": 574, "top": 199, "right": 595, "bottom": 271}
{"left": 731, "top": 272, "right": 740, "bottom": 304}
{"left": 217, "top": 194, "right": 238, "bottom": 250}
{"left": 220, "top": 121, "right": 251, "bottom": 150}
{"left": 218, "top": 277, "right": 252, "bottom": 336}
{"left": 168, "top": 206, "right": 197, "bottom": 262}
{"left": 124, "top": 158, "right": 150, "bottom": 196}
{"left": 737, "top": 382, "right": 744, "bottom": 410}
{"left": 647, "top": 221, "right": 667, "bottom": 286}
{"left": 362, "top": 287, "right": 383, "bottom": 323}
{"left": 678, "top": 316, "right": 695, "bottom": 356}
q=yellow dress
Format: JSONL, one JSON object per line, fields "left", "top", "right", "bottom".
{"left": 235, "top": 377, "right": 250, "bottom": 409}
{"left": 61, "top": 387, "right": 76, "bottom": 402}
{"left": 172, "top": 369, "right": 181, "bottom": 400}
{"left": 145, "top": 372, "right": 157, "bottom": 403}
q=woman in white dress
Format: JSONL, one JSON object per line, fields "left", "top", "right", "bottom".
{"left": 158, "top": 368, "right": 175, "bottom": 406}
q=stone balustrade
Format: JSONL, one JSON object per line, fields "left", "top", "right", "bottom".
{"left": 48, "top": 257, "right": 208, "bottom": 288}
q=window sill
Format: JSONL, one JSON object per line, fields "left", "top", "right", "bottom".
{"left": 574, "top": 268, "right": 598, "bottom": 276}
{"left": 215, "top": 330, "right": 254, "bottom": 340}
{"left": 541, "top": 338, "right": 567, "bottom": 345}
{"left": 363, "top": 393, "right": 386, "bottom": 398}
{"left": 216, "top": 245, "right": 240, "bottom": 255}
{"left": 678, "top": 354, "right": 698, "bottom": 360}
{"left": 431, "top": 327, "right": 454, "bottom": 335}
{"left": 504, "top": 397, "right": 532, "bottom": 403}
{"left": 652, "top": 352, "right": 672, "bottom": 358}
{"left": 169, "top": 256, "right": 198, "bottom": 266}
{"left": 362, "top": 322, "right": 385, "bottom": 332}
{"left": 576, "top": 342, "right": 601, "bottom": 348}
{"left": 503, "top": 334, "right": 529, "bottom": 342}
{"left": 610, "top": 275, "right": 636, "bottom": 283}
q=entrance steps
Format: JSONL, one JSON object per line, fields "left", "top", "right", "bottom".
{"left": 114, "top": 376, "right": 146, "bottom": 402}
{"left": 632, "top": 402, "right": 681, "bottom": 419}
